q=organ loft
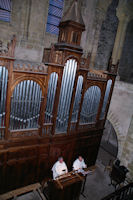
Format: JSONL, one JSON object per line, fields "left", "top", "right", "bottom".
{"left": 0, "top": 0, "right": 133, "bottom": 199}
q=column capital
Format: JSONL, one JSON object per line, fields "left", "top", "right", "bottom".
{"left": 116, "top": 11, "right": 131, "bottom": 23}
{"left": 116, "top": 1, "right": 133, "bottom": 22}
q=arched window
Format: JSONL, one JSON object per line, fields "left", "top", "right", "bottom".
{"left": 45, "top": 72, "right": 58, "bottom": 123}
{"left": 0, "top": 0, "right": 11, "bottom": 22}
{"left": 100, "top": 79, "right": 112, "bottom": 119}
{"left": 56, "top": 59, "right": 77, "bottom": 133}
{"left": 46, "top": 0, "right": 64, "bottom": 35}
{"left": 0, "top": 66, "right": 8, "bottom": 139}
{"left": 10, "top": 80, "right": 42, "bottom": 130}
{"left": 80, "top": 86, "right": 101, "bottom": 124}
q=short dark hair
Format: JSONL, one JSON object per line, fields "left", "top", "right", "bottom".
{"left": 58, "top": 157, "right": 63, "bottom": 161}
{"left": 78, "top": 156, "right": 83, "bottom": 158}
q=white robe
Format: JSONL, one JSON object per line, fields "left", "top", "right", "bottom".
{"left": 52, "top": 161, "right": 68, "bottom": 179}
{"left": 73, "top": 158, "right": 87, "bottom": 171}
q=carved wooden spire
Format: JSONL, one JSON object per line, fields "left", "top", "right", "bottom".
{"left": 57, "top": 0, "right": 85, "bottom": 47}
{"left": 61, "top": 0, "right": 85, "bottom": 26}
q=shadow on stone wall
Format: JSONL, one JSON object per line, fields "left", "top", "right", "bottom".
{"left": 119, "top": 20, "right": 133, "bottom": 84}
{"left": 95, "top": 0, "right": 119, "bottom": 70}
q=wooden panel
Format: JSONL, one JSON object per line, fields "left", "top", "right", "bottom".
{"left": 0, "top": 129, "right": 102, "bottom": 194}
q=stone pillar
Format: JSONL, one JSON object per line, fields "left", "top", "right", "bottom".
{"left": 112, "top": 0, "right": 133, "bottom": 64}
{"left": 112, "top": 13, "right": 130, "bottom": 64}
{"left": 90, "top": 0, "right": 112, "bottom": 68}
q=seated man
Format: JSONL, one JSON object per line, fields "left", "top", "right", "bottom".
{"left": 52, "top": 157, "right": 68, "bottom": 180}
{"left": 73, "top": 156, "right": 87, "bottom": 171}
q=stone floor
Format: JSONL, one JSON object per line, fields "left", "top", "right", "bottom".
{"left": 79, "top": 145, "right": 116, "bottom": 200}
{"left": 79, "top": 160, "right": 115, "bottom": 200}
{"left": 17, "top": 191, "right": 43, "bottom": 200}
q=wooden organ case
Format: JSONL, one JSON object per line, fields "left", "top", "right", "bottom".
{"left": 0, "top": 1, "right": 119, "bottom": 194}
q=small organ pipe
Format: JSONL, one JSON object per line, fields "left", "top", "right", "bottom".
{"left": 45, "top": 72, "right": 58, "bottom": 124}
{"left": 71, "top": 76, "right": 83, "bottom": 122}
{"left": 100, "top": 79, "right": 112, "bottom": 119}
{"left": 80, "top": 86, "right": 101, "bottom": 124}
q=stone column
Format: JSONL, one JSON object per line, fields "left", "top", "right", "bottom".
{"left": 112, "top": 0, "right": 133, "bottom": 64}
{"left": 112, "top": 13, "right": 130, "bottom": 64}
{"left": 90, "top": 0, "right": 112, "bottom": 68}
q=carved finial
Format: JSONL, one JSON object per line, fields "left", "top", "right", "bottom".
{"left": 60, "top": 0, "right": 84, "bottom": 26}
{"left": 8, "top": 35, "right": 16, "bottom": 57}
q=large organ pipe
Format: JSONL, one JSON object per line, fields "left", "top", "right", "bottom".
{"left": 10, "top": 80, "right": 42, "bottom": 130}
{"left": 80, "top": 86, "right": 101, "bottom": 124}
{"left": 71, "top": 75, "right": 83, "bottom": 122}
{"left": 45, "top": 72, "right": 58, "bottom": 123}
{"left": 0, "top": 66, "right": 8, "bottom": 139}
{"left": 56, "top": 59, "right": 77, "bottom": 133}
{"left": 100, "top": 79, "right": 112, "bottom": 119}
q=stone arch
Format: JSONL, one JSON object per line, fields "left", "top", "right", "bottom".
{"left": 107, "top": 110, "right": 124, "bottom": 158}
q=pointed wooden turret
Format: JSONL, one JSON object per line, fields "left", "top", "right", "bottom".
{"left": 55, "top": 0, "right": 85, "bottom": 53}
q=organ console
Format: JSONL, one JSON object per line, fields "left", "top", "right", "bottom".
{"left": 46, "top": 166, "right": 96, "bottom": 200}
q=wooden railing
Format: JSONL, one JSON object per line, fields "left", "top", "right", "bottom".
{"left": 101, "top": 183, "right": 133, "bottom": 200}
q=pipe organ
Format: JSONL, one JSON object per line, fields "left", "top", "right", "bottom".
{"left": 0, "top": 1, "right": 119, "bottom": 194}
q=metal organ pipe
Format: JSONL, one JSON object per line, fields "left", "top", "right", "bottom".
{"left": 71, "top": 75, "right": 83, "bottom": 122}
{"left": 45, "top": 72, "right": 58, "bottom": 123}
{"left": 100, "top": 79, "right": 112, "bottom": 119}
{"left": 80, "top": 86, "right": 101, "bottom": 124}
{"left": 10, "top": 80, "right": 42, "bottom": 130}
{"left": 56, "top": 59, "right": 77, "bottom": 133}
{"left": 0, "top": 66, "right": 8, "bottom": 139}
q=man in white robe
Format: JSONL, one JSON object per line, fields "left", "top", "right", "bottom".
{"left": 52, "top": 157, "right": 68, "bottom": 180}
{"left": 73, "top": 156, "right": 87, "bottom": 171}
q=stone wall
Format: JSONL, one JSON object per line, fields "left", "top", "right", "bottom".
{"left": 0, "top": 0, "right": 50, "bottom": 62}
{"left": 120, "top": 115, "right": 133, "bottom": 177}
{"left": 0, "top": 0, "right": 103, "bottom": 62}
{"left": 107, "top": 81, "right": 133, "bottom": 160}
